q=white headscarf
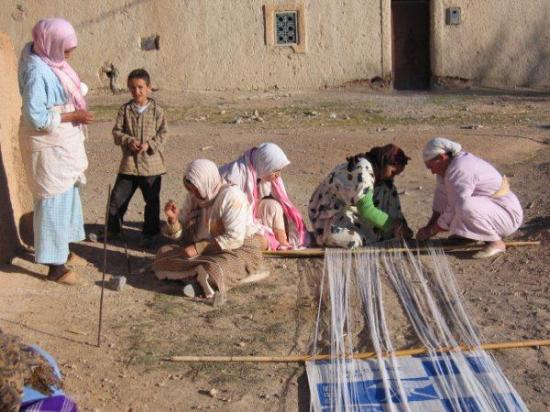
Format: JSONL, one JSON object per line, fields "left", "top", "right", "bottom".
{"left": 422, "top": 138, "right": 463, "bottom": 162}
{"left": 251, "top": 143, "right": 290, "bottom": 179}
{"left": 184, "top": 159, "right": 224, "bottom": 206}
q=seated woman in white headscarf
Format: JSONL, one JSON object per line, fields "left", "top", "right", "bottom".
{"left": 219, "top": 142, "right": 307, "bottom": 250}
{"left": 153, "top": 159, "right": 266, "bottom": 300}
{"left": 416, "top": 137, "right": 523, "bottom": 258}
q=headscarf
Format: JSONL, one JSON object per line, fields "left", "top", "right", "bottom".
{"left": 348, "top": 144, "right": 410, "bottom": 182}
{"left": 219, "top": 144, "right": 306, "bottom": 249}
{"left": 31, "top": 18, "right": 87, "bottom": 110}
{"left": 251, "top": 143, "right": 290, "bottom": 179}
{"left": 422, "top": 138, "right": 462, "bottom": 162}
{"left": 184, "top": 159, "right": 224, "bottom": 208}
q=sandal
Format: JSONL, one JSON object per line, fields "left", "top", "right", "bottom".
{"left": 67, "top": 252, "right": 87, "bottom": 267}
{"left": 47, "top": 270, "right": 79, "bottom": 285}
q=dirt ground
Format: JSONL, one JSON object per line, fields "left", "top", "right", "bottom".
{"left": 1, "top": 87, "right": 549, "bottom": 411}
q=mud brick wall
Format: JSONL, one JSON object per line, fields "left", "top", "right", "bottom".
{"left": 0, "top": 32, "right": 33, "bottom": 263}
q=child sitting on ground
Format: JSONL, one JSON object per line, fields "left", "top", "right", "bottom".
{"left": 94, "top": 69, "right": 168, "bottom": 248}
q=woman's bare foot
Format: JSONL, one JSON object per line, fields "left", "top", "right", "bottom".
{"left": 197, "top": 271, "right": 215, "bottom": 299}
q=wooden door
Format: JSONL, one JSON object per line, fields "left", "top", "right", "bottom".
{"left": 392, "top": 0, "right": 430, "bottom": 90}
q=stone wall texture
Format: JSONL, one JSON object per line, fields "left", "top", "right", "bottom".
{"left": 0, "top": 0, "right": 391, "bottom": 91}
{"left": 432, "top": 0, "right": 550, "bottom": 88}
{"left": 0, "top": 0, "right": 548, "bottom": 91}
{"left": 0, "top": 32, "right": 33, "bottom": 263}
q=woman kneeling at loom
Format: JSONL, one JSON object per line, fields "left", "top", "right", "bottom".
{"left": 416, "top": 137, "right": 523, "bottom": 258}
{"left": 153, "top": 159, "right": 266, "bottom": 301}
{"left": 309, "top": 144, "right": 413, "bottom": 248}
{"left": 220, "top": 142, "right": 307, "bottom": 250}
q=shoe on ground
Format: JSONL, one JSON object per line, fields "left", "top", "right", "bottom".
{"left": 67, "top": 251, "right": 87, "bottom": 267}
{"left": 88, "top": 230, "right": 120, "bottom": 243}
{"left": 472, "top": 246, "right": 505, "bottom": 259}
{"left": 47, "top": 270, "right": 79, "bottom": 286}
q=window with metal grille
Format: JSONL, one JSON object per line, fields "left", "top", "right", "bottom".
{"left": 275, "top": 11, "right": 298, "bottom": 44}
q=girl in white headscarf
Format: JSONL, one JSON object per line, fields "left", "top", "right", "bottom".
{"left": 153, "top": 159, "right": 266, "bottom": 301}
{"left": 220, "top": 142, "right": 307, "bottom": 250}
{"left": 417, "top": 138, "right": 523, "bottom": 258}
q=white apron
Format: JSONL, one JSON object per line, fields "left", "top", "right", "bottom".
{"left": 21, "top": 104, "right": 88, "bottom": 199}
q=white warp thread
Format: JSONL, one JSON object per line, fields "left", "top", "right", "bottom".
{"left": 310, "top": 243, "right": 527, "bottom": 412}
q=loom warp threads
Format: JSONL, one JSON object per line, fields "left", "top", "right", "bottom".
{"left": 308, "top": 244, "right": 527, "bottom": 411}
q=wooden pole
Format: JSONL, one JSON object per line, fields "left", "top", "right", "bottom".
{"left": 97, "top": 184, "right": 111, "bottom": 348}
{"left": 262, "top": 240, "right": 541, "bottom": 258}
{"left": 164, "top": 338, "right": 550, "bottom": 363}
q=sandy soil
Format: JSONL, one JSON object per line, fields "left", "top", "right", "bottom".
{"left": 1, "top": 87, "right": 549, "bottom": 411}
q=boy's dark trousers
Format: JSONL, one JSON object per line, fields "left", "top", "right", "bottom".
{"left": 108, "top": 174, "right": 162, "bottom": 237}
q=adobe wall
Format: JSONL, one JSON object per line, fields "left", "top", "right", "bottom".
{"left": 0, "top": 32, "right": 33, "bottom": 263}
{"left": 1, "top": 1, "right": 547, "bottom": 91}
{"left": 0, "top": 0, "right": 391, "bottom": 92}
{"left": 432, "top": 0, "right": 550, "bottom": 88}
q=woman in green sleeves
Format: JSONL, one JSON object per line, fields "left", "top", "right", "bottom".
{"left": 308, "top": 144, "right": 413, "bottom": 248}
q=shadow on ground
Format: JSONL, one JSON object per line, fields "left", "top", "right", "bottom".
{"left": 518, "top": 216, "right": 550, "bottom": 241}
{"left": 84, "top": 222, "right": 170, "bottom": 253}
{"left": 0, "top": 317, "right": 97, "bottom": 347}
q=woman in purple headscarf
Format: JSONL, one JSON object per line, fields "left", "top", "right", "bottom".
{"left": 18, "top": 18, "right": 93, "bottom": 284}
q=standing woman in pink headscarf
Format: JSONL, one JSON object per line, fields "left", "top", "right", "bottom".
{"left": 18, "top": 18, "right": 93, "bottom": 285}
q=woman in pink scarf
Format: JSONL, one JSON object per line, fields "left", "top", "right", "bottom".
{"left": 18, "top": 18, "right": 93, "bottom": 285}
{"left": 220, "top": 142, "right": 308, "bottom": 250}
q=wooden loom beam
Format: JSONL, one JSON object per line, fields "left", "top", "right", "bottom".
{"left": 165, "top": 338, "right": 550, "bottom": 363}
{"left": 262, "top": 240, "right": 540, "bottom": 258}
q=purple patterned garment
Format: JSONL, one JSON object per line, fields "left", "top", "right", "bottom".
{"left": 21, "top": 395, "right": 78, "bottom": 412}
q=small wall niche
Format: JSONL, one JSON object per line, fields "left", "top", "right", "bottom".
{"left": 141, "top": 35, "right": 160, "bottom": 51}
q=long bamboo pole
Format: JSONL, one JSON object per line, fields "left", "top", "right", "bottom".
{"left": 164, "top": 338, "right": 550, "bottom": 363}
{"left": 262, "top": 240, "right": 540, "bottom": 258}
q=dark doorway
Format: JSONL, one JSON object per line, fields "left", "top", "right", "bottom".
{"left": 392, "top": 0, "right": 430, "bottom": 90}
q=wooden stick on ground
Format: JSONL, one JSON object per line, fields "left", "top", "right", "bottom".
{"left": 164, "top": 338, "right": 550, "bottom": 363}
{"left": 97, "top": 184, "right": 111, "bottom": 348}
{"left": 262, "top": 240, "right": 541, "bottom": 258}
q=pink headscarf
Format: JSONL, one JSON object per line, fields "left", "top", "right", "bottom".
{"left": 220, "top": 144, "right": 307, "bottom": 249}
{"left": 32, "top": 18, "right": 87, "bottom": 110}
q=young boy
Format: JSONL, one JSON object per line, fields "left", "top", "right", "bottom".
{"left": 103, "top": 69, "right": 168, "bottom": 247}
